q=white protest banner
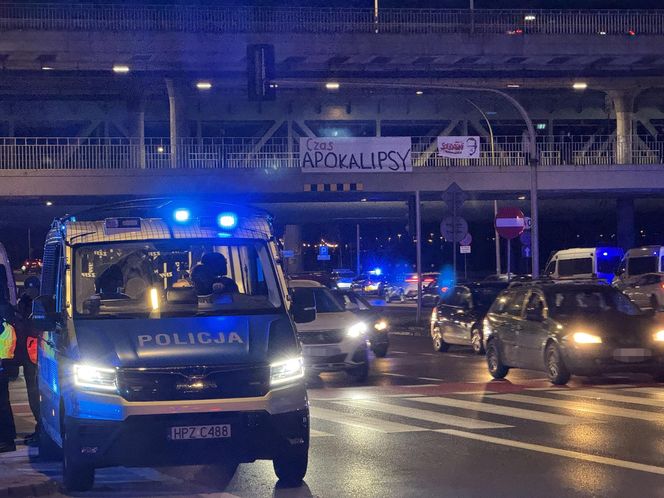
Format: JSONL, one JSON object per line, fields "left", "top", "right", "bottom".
{"left": 300, "top": 137, "right": 412, "bottom": 173}
{"left": 437, "top": 136, "right": 481, "bottom": 159}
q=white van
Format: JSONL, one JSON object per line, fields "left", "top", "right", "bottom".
{"left": 613, "top": 246, "right": 664, "bottom": 283}
{"left": 544, "top": 247, "right": 624, "bottom": 282}
{"left": 0, "top": 243, "right": 17, "bottom": 305}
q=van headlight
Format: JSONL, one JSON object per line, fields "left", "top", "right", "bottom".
{"left": 73, "top": 364, "right": 117, "bottom": 392}
{"left": 347, "top": 322, "right": 368, "bottom": 338}
{"left": 654, "top": 330, "right": 664, "bottom": 342}
{"left": 270, "top": 357, "right": 305, "bottom": 386}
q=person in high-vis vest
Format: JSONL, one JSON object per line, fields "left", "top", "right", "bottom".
{"left": 0, "top": 289, "right": 17, "bottom": 453}
{"left": 16, "top": 289, "right": 40, "bottom": 446}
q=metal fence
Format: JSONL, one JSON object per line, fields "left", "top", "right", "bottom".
{"left": 1, "top": 4, "right": 663, "bottom": 35}
{"left": 0, "top": 136, "right": 662, "bottom": 171}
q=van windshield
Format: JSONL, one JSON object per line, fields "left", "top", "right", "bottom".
{"left": 73, "top": 239, "right": 282, "bottom": 318}
{"left": 628, "top": 256, "right": 658, "bottom": 276}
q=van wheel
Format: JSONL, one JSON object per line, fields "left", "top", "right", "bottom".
{"left": 545, "top": 343, "right": 571, "bottom": 386}
{"left": 486, "top": 341, "right": 509, "bottom": 379}
{"left": 273, "top": 445, "right": 308, "bottom": 487}
{"left": 62, "top": 429, "right": 95, "bottom": 492}
{"left": 38, "top": 429, "right": 62, "bottom": 461}
{"left": 471, "top": 328, "right": 485, "bottom": 355}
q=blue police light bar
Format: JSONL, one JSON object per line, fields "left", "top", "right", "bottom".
{"left": 174, "top": 208, "right": 191, "bottom": 223}
{"left": 217, "top": 212, "right": 238, "bottom": 230}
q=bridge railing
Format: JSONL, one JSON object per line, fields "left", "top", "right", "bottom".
{"left": 0, "top": 136, "right": 662, "bottom": 170}
{"left": 1, "top": 4, "right": 663, "bottom": 35}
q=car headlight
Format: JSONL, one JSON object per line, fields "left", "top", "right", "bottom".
{"left": 73, "top": 364, "right": 117, "bottom": 391}
{"left": 654, "top": 330, "right": 664, "bottom": 342}
{"left": 374, "top": 320, "right": 388, "bottom": 331}
{"left": 347, "top": 322, "right": 368, "bottom": 338}
{"left": 572, "top": 332, "right": 602, "bottom": 344}
{"left": 270, "top": 357, "right": 304, "bottom": 386}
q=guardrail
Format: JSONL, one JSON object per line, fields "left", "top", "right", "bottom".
{"left": 0, "top": 136, "right": 661, "bottom": 170}
{"left": 0, "top": 4, "right": 663, "bottom": 35}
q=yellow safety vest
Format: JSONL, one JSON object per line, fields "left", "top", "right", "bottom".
{"left": 0, "top": 319, "right": 16, "bottom": 361}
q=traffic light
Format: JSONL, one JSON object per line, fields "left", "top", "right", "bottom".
{"left": 247, "top": 44, "right": 276, "bottom": 101}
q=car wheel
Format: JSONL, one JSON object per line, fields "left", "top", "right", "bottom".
{"left": 273, "top": 443, "right": 308, "bottom": 487}
{"left": 650, "top": 295, "right": 659, "bottom": 310}
{"left": 62, "top": 429, "right": 95, "bottom": 492}
{"left": 347, "top": 360, "right": 370, "bottom": 382}
{"left": 471, "top": 328, "right": 485, "bottom": 355}
{"left": 486, "top": 341, "right": 509, "bottom": 379}
{"left": 372, "top": 343, "right": 388, "bottom": 358}
{"left": 545, "top": 343, "right": 571, "bottom": 386}
{"left": 432, "top": 330, "right": 449, "bottom": 352}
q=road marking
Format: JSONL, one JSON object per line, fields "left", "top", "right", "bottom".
{"left": 341, "top": 399, "right": 512, "bottom": 430}
{"left": 310, "top": 429, "right": 334, "bottom": 437}
{"left": 446, "top": 354, "right": 468, "bottom": 358}
{"left": 402, "top": 384, "right": 440, "bottom": 388}
{"left": 628, "top": 387, "right": 664, "bottom": 396}
{"left": 411, "top": 396, "right": 593, "bottom": 425}
{"left": 390, "top": 351, "right": 408, "bottom": 354}
{"left": 381, "top": 372, "right": 444, "bottom": 382}
{"left": 382, "top": 373, "right": 408, "bottom": 377}
{"left": 495, "top": 393, "right": 664, "bottom": 422}
{"left": 419, "top": 353, "right": 437, "bottom": 356}
{"left": 311, "top": 406, "right": 427, "bottom": 434}
{"left": 553, "top": 389, "right": 664, "bottom": 408}
{"left": 437, "top": 429, "right": 664, "bottom": 476}
{"left": 417, "top": 377, "right": 445, "bottom": 382}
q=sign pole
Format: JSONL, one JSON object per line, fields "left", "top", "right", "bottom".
{"left": 452, "top": 193, "right": 457, "bottom": 281}
{"left": 494, "top": 200, "right": 501, "bottom": 275}
{"left": 415, "top": 190, "right": 422, "bottom": 325}
{"left": 356, "top": 224, "right": 361, "bottom": 275}
{"left": 464, "top": 253, "right": 468, "bottom": 280}
{"left": 507, "top": 239, "right": 511, "bottom": 282}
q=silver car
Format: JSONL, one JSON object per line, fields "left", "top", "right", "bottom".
{"left": 614, "top": 273, "right": 664, "bottom": 310}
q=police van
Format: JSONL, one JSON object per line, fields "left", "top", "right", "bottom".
{"left": 32, "top": 200, "right": 315, "bottom": 491}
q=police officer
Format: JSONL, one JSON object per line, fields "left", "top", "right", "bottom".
{"left": 0, "top": 277, "right": 17, "bottom": 453}
{"left": 16, "top": 277, "right": 40, "bottom": 446}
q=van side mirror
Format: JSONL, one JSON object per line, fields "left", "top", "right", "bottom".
{"left": 31, "top": 295, "right": 58, "bottom": 331}
{"left": 291, "top": 289, "right": 316, "bottom": 324}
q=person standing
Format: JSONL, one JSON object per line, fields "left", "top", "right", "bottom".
{"left": 16, "top": 282, "right": 40, "bottom": 446}
{"left": 0, "top": 292, "right": 17, "bottom": 453}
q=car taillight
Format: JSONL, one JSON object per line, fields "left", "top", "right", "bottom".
{"left": 405, "top": 277, "right": 418, "bottom": 283}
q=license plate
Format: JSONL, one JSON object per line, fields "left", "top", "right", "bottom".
{"left": 304, "top": 346, "right": 339, "bottom": 357}
{"left": 613, "top": 348, "right": 652, "bottom": 362}
{"left": 169, "top": 424, "right": 231, "bottom": 440}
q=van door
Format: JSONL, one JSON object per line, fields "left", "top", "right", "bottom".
{"left": 37, "top": 241, "right": 65, "bottom": 444}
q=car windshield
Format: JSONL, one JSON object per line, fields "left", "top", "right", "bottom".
{"left": 292, "top": 286, "right": 344, "bottom": 313}
{"left": 548, "top": 288, "right": 640, "bottom": 316}
{"left": 74, "top": 239, "right": 282, "bottom": 318}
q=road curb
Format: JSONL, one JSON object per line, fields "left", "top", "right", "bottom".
{"left": 0, "top": 479, "right": 58, "bottom": 498}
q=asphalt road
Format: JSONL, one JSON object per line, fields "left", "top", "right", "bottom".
{"left": 7, "top": 334, "right": 664, "bottom": 497}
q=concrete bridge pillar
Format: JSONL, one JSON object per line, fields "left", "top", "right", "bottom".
{"left": 608, "top": 90, "right": 637, "bottom": 165}
{"left": 283, "top": 224, "right": 304, "bottom": 274}
{"left": 126, "top": 95, "right": 145, "bottom": 168}
{"left": 616, "top": 197, "right": 635, "bottom": 250}
{"left": 165, "top": 78, "right": 188, "bottom": 168}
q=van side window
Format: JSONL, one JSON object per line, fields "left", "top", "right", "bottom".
{"left": 41, "top": 242, "right": 63, "bottom": 312}
{"left": 544, "top": 260, "right": 556, "bottom": 276}
{"left": 558, "top": 258, "right": 592, "bottom": 277}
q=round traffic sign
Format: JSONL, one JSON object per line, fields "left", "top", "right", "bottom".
{"left": 460, "top": 232, "right": 472, "bottom": 246}
{"left": 440, "top": 216, "right": 468, "bottom": 243}
{"left": 495, "top": 207, "right": 525, "bottom": 240}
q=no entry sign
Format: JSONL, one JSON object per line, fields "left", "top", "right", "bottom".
{"left": 495, "top": 207, "right": 525, "bottom": 240}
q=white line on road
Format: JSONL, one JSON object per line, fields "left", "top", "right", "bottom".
{"left": 382, "top": 372, "right": 408, "bottom": 377}
{"left": 402, "top": 384, "right": 439, "bottom": 388}
{"left": 311, "top": 406, "right": 428, "bottom": 434}
{"left": 341, "top": 399, "right": 513, "bottom": 430}
{"left": 446, "top": 354, "right": 469, "bottom": 358}
{"left": 495, "top": 393, "right": 664, "bottom": 422}
{"left": 417, "top": 377, "right": 445, "bottom": 382}
{"left": 628, "top": 387, "right": 664, "bottom": 396}
{"left": 411, "top": 396, "right": 599, "bottom": 425}
{"left": 390, "top": 351, "right": 408, "bottom": 354}
{"left": 437, "top": 429, "right": 664, "bottom": 476}
{"left": 310, "top": 429, "right": 334, "bottom": 437}
{"left": 553, "top": 389, "right": 664, "bottom": 408}
{"left": 381, "top": 372, "right": 444, "bottom": 382}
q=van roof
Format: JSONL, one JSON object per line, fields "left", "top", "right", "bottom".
{"left": 50, "top": 199, "right": 273, "bottom": 245}
{"left": 552, "top": 247, "right": 622, "bottom": 256}
{"left": 625, "top": 245, "right": 664, "bottom": 257}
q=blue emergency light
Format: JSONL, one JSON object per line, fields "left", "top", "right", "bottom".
{"left": 173, "top": 208, "right": 191, "bottom": 223}
{"left": 217, "top": 212, "right": 238, "bottom": 230}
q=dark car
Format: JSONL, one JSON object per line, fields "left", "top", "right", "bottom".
{"left": 333, "top": 289, "right": 390, "bottom": 357}
{"left": 289, "top": 271, "right": 338, "bottom": 289}
{"left": 20, "top": 258, "right": 42, "bottom": 274}
{"left": 484, "top": 281, "right": 664, "bottom": 385}
{"left": 430, "top": 282, "right": 509, "bottom": 355}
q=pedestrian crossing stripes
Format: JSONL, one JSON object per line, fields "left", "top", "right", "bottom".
{"left": 308, "top": 386, "right": 664, "bottom": 438}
